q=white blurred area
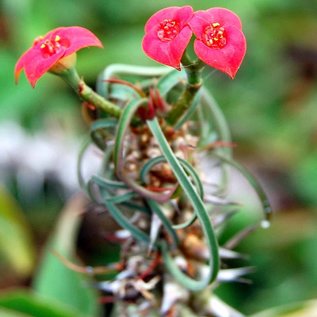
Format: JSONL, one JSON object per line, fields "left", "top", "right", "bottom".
{"left": 0, "top": 121, "right": 83, "bottom": 201}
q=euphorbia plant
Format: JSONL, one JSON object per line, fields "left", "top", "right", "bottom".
{"left": 15, "top": 6, "right": 270, "bottom": 317}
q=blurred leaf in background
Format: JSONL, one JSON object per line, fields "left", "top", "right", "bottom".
{"left": 252, "top": 300, "right": 317, "bottom": 317}
{"left": 0, "top": 187, "right": 36, "bottom": 281}
{"left": 0, "top": 290, "right": 86, "bottom": 317}
{"left": 33, "top": 194, "right": 101, "bottom": 317}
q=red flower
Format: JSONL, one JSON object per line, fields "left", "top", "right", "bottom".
{"left": 142, "top": 6, "right": 193, "bottom": 70}
{"left": 15, "top": 26, "right": 103, "bottom": 87}
{"left": 188, "top": 8, "right": 246, "bottom": 78}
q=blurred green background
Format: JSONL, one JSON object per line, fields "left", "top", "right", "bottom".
{"left": 0, "top": 0, "right": 317, "bottom": 316}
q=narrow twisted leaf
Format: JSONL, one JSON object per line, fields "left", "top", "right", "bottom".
{"left": 146, "top": 199, "right": 179, "bottom": 248}
{"left": 98, "top": 187, "right": 150, "bottom": 244}
{"left": 90, "top": 177, "right": 149, "bottom": 214}
{"left": 113, "top": 98, "right": 176, "bottom": 203}
{"left": 198, "top": 87, "right": 234, "bottom": 196}
{"left": 89, "top": 118, "right": 117, "bottom": 150}
{"left": 199, "top": 87, "right": 232, "bottom": 156}
{"left": 215, "top": 153, "right": 272, "bottom": 221}
{"left": 93, "top": 160, "right": 178, "bottom": 247}
{"left": 157, "top": 69, "right": 186, "bottom": 97}
{"left": 77, "top": 139, "right": 100, "bottom": 201}
{"left": 147, "top": 118, "right": 219, "bottom": 291}
{"left": 140, "top": 155, "right": 206, "bottom": 229}
{"left": 97, "top": 64, "right": 169, "bottom": 98}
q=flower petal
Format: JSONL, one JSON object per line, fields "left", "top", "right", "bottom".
{"left": 142, "top": 25, "right": 192, "bottom": 69}
{"left": 189, "top": 8, "right": 242, "bottom": 39}
{"left": 14, "top": 50, "right": 30, "bottom": 83}
{"left": 194, "top": 25, "right": 246, "bottom": 78}
{"left": 142, "top": 6, "right": 193, "bottom": 69}
{"left": 205, "top": 8, "right": 242, "bottom": 30}
{"left": 22, "top": 48, "right": 65, "bottom": 87}
{"left": 145, "top": 6, "right": 193, "bottom": 32}
{"left": 50, "top": 26, "right": 103, "bottom": 55}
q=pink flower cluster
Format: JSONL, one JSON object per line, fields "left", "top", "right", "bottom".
{"left": 15, "top": 7, "right": 246, "bottom": 87}
{"left": 142, "top": 6, "right": 247, "bottom": 78}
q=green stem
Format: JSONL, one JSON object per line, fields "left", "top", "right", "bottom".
{"left": 165, "top": 54, "right": 204, "bottom": 126}
{"left": 78, "top": 79, "right": 122, "bottom": 119}
{"left": 59, "top": 67, "right": 123, "bottom": 119}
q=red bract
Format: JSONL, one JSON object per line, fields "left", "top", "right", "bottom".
{"left": 15, "top": 26, "right": 103, "bottom": 87}
{"left": 142, "top": 6, "right": 193, "bottom": 70}
{"left": 188, "top": 8, "right": 246, "bottom": 78}
{"left": 137, "top": 88, "right": 166, "bottom": 121}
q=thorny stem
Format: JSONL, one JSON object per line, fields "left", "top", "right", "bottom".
{"left": 165, "top": 52, "right": 204, "bottom": 126}
{"left": 59, "top": 67, "right": 123, "bottom": 119}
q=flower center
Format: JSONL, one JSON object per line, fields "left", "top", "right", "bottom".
{"left": 202, "top": 22, "right": 227, "bottom": 49}
{"left": 38, "top": 35, "right": 70, "bottom": 58}
{"left": 157, "top": 19, "right": 180, "bottom": 42}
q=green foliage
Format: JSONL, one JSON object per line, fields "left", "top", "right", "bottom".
{"left": 292, "top": 152, "right": 317, "bottom": 206}
{"left": 0, "top": 291, "right": 83, "bottom": 317}
{"left": 251, "top": 300, "right": 317, "bottom": 317}
{"left": 0, "top": 187, "right": 35, "bottom": 277}
{"left": 0, "top": 308, "right": 31, "bottom": 317}
{"left": 33, "top": 196, "right": 101, "bottom": 317}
